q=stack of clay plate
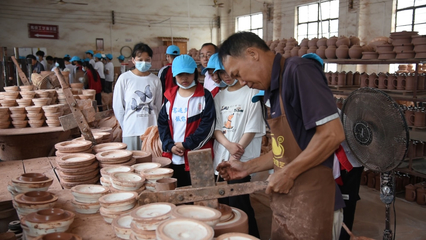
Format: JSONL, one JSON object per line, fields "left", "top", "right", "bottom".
{"left": 155, "top": 218, "right": 214, "bottom": 240}
{"left": 96, "top": 150, "right": 135, "bottom": 168}
{"left": 390, "top": 31, "right": 417, "bottom": 59}
{"left": 112, "top": 214, "right": 133, "bottom": 239}
{"left": 21, "top": 208, "right": 75, "bottom": 238}
{"left": 142, "top": 168, "right": 173, "bottom": 191}
{"left": 152, "top": 157, "right": 172, "bottom": 168}
{"left": 0, "top": 107, "right": 11, "bottom": 129}
{"left": 110, "top": 172, "right": 145, "bottom": 193}
{"left": 9, "top": 173, "right": 53, "bottom": 195}
{"left": 412, "top": 35, "right": 426, "bottom": 58}
{"left": 19, "top": 85, "right": 34, "bottom": 92}
{"left": 131, "top": 163, "right": 161, "bottom": 192}
{"left": 32, "top": 98, "right": 50, "bottom": 107}
{"left": 93, "top": 142, "right": 127, "bottom": 154}
{"left": 56, "top": 89, "right": 66, "bottom": 104}
{"left": 132, "top": 151, "right": 152, "bottom": 163}
{"left": 55, "top": 153, "right": 100, "bottom": 189}
{"left": 26, "top": 106, "right": 44, "bottom": 128}
{"left": 130, "top": 203, "right": 176, "bottom": 240}
{"left": 171, "top": 205, "right": 222, "bottom": 228}
{"left": 35, "top": 232, "right": 83, "bottom": 240}
{"left": 98, "top": 192, "right": 138, "bottom": 224}
{"left": 71, "top": 184, "right": 109, "bottom": 214}
{"left": 100, "top": 165, "right": 133, "bottom": 187}
{"left": 55, "top": 140, "right": 93, "bottom": 157}
{"left": 9, "top": 106, "right": 27, "bottom": 128}
{"left": 13, "top": 191, "right": 58, "bottom": 219}
{"left": 42, "top": 104, "right": 64, "bottom": 127}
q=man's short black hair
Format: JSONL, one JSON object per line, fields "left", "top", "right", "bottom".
{"left": 64, "top": 56, "right": 71, "bottom": 61}
{"left": 46, "top": 56, "right": 53, "bottom": 61}
{"left": 200, "top": 43, "right": 218, "bottom": 53}
{"left": 35, "top": 50, "right": 45, "bottom": 57}
{"left": 218, "top": 31, "right": 269, "bottom": 62}
{"left": 26, "top": 54, "right": 36, "bottom": 60}
{"left": 132, "top": 42, "right": 153, "bottom": 58}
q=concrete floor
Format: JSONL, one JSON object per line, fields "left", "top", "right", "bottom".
{"left": 250, "top": 171, "right": 426, "bottom": 240}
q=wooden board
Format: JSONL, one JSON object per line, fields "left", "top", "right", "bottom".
{"left": 22, "top": 157, "right": 62, "bottom": 191}
{"left": 0, "top": 126, "right": 64, "bottom": 136}
{"left": 0, "top": 160, "right": 24, "bottom": 202}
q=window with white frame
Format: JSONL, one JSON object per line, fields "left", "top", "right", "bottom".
{"left": 395, "top": 0, "right": 426, "bottom": 34}
{"left": 296, "top": 0, "right": 339, "bottom": 41}
{"left": 236, "top": 12, "right": 263, "bottom": 39}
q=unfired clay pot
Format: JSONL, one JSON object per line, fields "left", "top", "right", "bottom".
{"left": 316, "top": 37, "right": 327, "bottom": 47}
{"left": 327, "top": 36, "right": 338, "bottom": 47}
{"left": 348, "top": 45, "right": 363, "bottom": 59}
{"left": 307, "top": 46, "right": 317, "bottom": 54}
{"left": 22, "top": 208, "right": 75, "bottom": 237}
{"left": 308, "top": 38, "right": 318, "bottom": 47}
{"left": 325, "top": 45, "right": 337, "bottom": 59}
{"left": 290, "top": 47, "right": 300, "bottom": 57}
{"left": 316, "top": 46, "right": 327, "bottom": 59}
{"left": 336, "top": 45, "right": 349, "bottom": 59}
{"left": 349, "top": 36, "right": 360, "bottom": 46}
{"left": 336, "top": 36, "right": 350, "bottom": 47}
{"left": 298, "top": 47, "right": 308, "bottom": 57}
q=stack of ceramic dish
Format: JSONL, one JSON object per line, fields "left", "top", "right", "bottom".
{"left": 20, "top": 90, "right": 36, "bottom": 100}
{"left": 96, "top": 150, "right": 135, "bottom": 168}
{"left": 82, "top": 89, "right": 96, "bottom": 100}
{"left": 131, "top": 163, "right": 161, "bottom": 175}
{"left": 93, "top": 142, "right": 127, "bottom": 154}
{"left": 142, "top": 168, "right": 174, "bottom": 191}
{"left": 26, "top": 106, "right": 44, "bottom": 128}
{"left": 98, "top": 192, "right": 138, "bottom": 224}
{"left": 130, "top": 203, "right": 176, "bottom": 240}
{"left": 32, "top": 98, "right": 50, "bottom": 107}
{"left": 21, "top": 208, "right": 75, "bottom": 238}
{"left": 110, "top": 172, "right": 145, "bottom": 193}
{"left": 73, "top": 132, "right": 106, "bottom": 144}
{"left": 4, "top": 86, "right": 19, "bottom": 92}
{"left": 42, "top": 104, "right": 64, "bottom": 127}
{"left": 35, "top": 232, "right": 83, "bottom": 240}
{"left": 54, "top": 139, "right": 93, "bottom": 157}
{"left": 56, "top": 89, "right": 67, "bottom": 104}
{"left": 13, "top": 191, "right": 58, "bottom": 219}
{"left": 16, "top": 98, "right": 32, "bottom": 107}
{"left": 0, "top": 107, "right": 10, "bottom": 129}
{"left": 171, "top": 205, "right": 222, "bottom": 228}
{"left": 9, "top": 173, "right": 54, "bottom": 195}
{"left": 412, "top": 35, "right": 426, "bottom": 58}
{"left": 100, "top": 165, "right": 133, "bottom": 187}
{"left": 152, "top": 157, "right": 172, "bottom": 168}
{"left": 390, "top": 31, "right": 417, "bottom": 59}
{"left": 132, "top": 151, "right": 152, "bottom": 163}
{"left": 112, "top": 214, "right": 133, "bottom": 239}
{"left": 70, "top": 184, "right": 109, "bottom": 214}
{"left": 9, "top": 106, "right": 27, "bottom": 128}
{"left": 55, "top": 153, "right": 100, "bottom": 189}
{"left": 19, "top": 85, "right": 34, "bottom": 92}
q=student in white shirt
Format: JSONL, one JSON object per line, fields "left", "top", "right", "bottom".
{"left": 104, "top": 53, "right": 114, "bottom": 93}
{"left": 94, "top": 53, "right": 105, "bottom": 93}
{"left": 85, "top": 50, "right": 96, "bottom": 67}
{"left": 36, "top": 50, "right": 47, "bottom": 70}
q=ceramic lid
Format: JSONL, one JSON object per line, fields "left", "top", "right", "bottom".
{"left": 93, "top": 142, "right": 127, "bottom": 153}
{"left": 18, "top": 173, "right": 48, "bottom": 182}
{"left": 216, "top": 233, "right": 260, "bottom": 240}
{"left": 15, "top": 191, "right": 58, "bottom": 204}
{"left": 54, "top": 140, "right": 92, "bottom": 153}
{"left": 171, "top": 205, "right": 221, "bottom": 222}
{"left": 71, "top": 184, "right": 109, "bottom": 195}
{"left": 99, "top": 191, "right": 138, "bottom": 204}
{"left": 156, "top": 218, "right": 214, "bottom": 240}
{"left": 131, "top": 203, "right": 176, "bottom": 221}
{"left": 25, "top": 208, "right": 75, "bottom": 223}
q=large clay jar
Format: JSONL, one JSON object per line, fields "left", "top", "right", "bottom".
{"left": 307, "top": 46, "right": 318, "bottom": 54}
{"left": 336, "top": 45, "right": 349, "bottom": 59}
{"left": 349, "top": 36, "right": 360, "bottom": 46}
{"left": 298, "top": 47, "right": 308, "bottom": 56}
{"left": 300, "top": 38, "right": 309, "bottom": 47}
{"left": 283, "top": 50, "right": 291, "bottom": 59}
{"left": 346, "top": 71, "right": 354, "bottom": 86}
{"left": 337, "top": 71, "right": 346, "bottom": 86}
{"left": 327, "top": 36, "right": 338, "bottom": 46}
{"left": 348, "top": 45, "right": 363, "bottom": 59}
{"left": 308, "top": 38, "right": 318, "bottom": 47}
{"left": 336, "top": 36, "right": 350, "bottom": 47}
{"left": 405, "top": 184, "right": 416, "bottom": 201}
{"left": 316, "top": 46, "right": 327, "bottom": 59}
{"left": 291, "top": 47, "right": 300, "bottom": 57}
{"left": 317, "top": 37, "right": 327, "bottom": 47}
{"left": 325, "top": 45, "right": 337, "bottom": 59}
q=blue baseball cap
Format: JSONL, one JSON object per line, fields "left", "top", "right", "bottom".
{"left": 213, "top": 58, "right": 225, "bottom": 73}
{"left": 301, "top": 53, "right": 324, "bottom": 66}
{"left": 84, "top": 58, "right": 90, "bottom": 62}
{"left": 252, "top": 90, "right": 265, "bottom": 103}
{"left": 94, "top": 53, "right": 102, "bottom": 59}
{"left": 70, "top": 56, "right": 81, "bottom": 62}
{"left": 117, "top": 55, "right": 125, "bottom": 61}
{"left": 172, "top": 55, "right": 197, "bottom": 77}
{"left": 106, "top": 54, "right": 113, "bottom": 60}
{"left": 64, "top": 54, "right": 70, "bottom": 58}
{"left": 166, "top": 45, "right": 180, "bottom": 56}
{"left": 202, "top": 53, "right": 219, "bottom": 75}
{"left": 85, "top": 50, "right": 94, "bottom": 55}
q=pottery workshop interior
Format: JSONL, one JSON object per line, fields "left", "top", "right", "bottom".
{"left": 1, "top": 0, "right": 426, "bottom": 239}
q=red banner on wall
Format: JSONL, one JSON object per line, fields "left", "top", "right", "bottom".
{"left": 28, "top": 24, "right": 59, "bottom": 39}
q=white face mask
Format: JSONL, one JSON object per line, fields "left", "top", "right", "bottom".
{"left": 226, "top": 79, "right": 238, "bottom": 87}
{"left": 214, "top": 80, "right": 227, "bottom": 87}
{"left": 177, "top": 80, "right": 196, "bottom": 89}
{"left": 135, "top": 61, "right": 151, "bottom": 72}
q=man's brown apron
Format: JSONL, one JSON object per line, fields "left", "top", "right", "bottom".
{"left": 268, "top": 58, "right": 335, "bottom": 240}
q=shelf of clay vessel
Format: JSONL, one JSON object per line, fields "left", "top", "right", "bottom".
{"left": 323, "top": 58, "right": 426, "bottom": 64}
{"left": 0, "top": 126, "right": 64, "bottom": 135}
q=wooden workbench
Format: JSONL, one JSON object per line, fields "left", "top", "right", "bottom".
{"left": 0, "top": 157, "right": 121, "bottom": 239}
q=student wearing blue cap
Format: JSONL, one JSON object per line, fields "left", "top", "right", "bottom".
{"left": 158, "top": 45, "right": 180, "bottom": 100}
{"left": 70, "top": 56, "right": 84, "bottom": 84}
{"left": 85, "top": 50, "right": 95, "bottom": 67}
{"left": 104, "top": 53, "right": 114, "bottom": 93}
{"left": 113, "top": 42, "right": 163, "bottom": 151}
{"left": 202, "top": 53, "right": 227, "bottom": 97}
{"left": 64, "top": 55, "right": 75, "bottom": 83}
{"left": 117, "top": 55, "right": 127, "bottom": 74}
{"left": 158, "top": 54, "right": 215, "bottom": 187}
{"left": 93, "top": 53, "right": 105, "bottom": 92}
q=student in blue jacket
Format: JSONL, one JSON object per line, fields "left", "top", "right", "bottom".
{"left": 158, "top": 55, "right": 216, "bottom": 187}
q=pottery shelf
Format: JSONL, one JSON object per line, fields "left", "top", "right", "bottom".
{"left": 323, "top": 58, "right": 426, "bottom": 64}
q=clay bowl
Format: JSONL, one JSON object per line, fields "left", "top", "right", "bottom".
{"left": 25, "top": 106, "right": 42, "bottom": 114}
{"left": 11, "top": 173, "right": 53, "bottom": 193}
{"left": 12, "top": 120, "right": 28, "bottom": 128}
{"left": 130, "top": 223, "right": 156, "bottom": 240}
{"left": 4, "top": 86, "right": 19, "bottom": 92}
{"left": 78, "top": 94, "right": 92, "bottom": 100}
{"left": 131, "top": 203, "right": 176, "bottom": 231}
{"left": 361, "top": 52, "right": 379, "bottom": 60}
{"left": 92, "top": 132, "right": 111, "bottom": 142}
{"left": 156, "top": 178, "right": 177, "bottom": 191}
{"left": 131, "top": 162, "right": 161, "bottom": 175}
{"left": 29, "top": 119, "right": 45, "bottom": 128}
{"left": 46, "top": 120, "right": 61, "bottom": 127}
{"left": 152, "top": 157, "right": 172, "bottom": 168}
{"left": 110, "top": 172, "right": 145, "bottom": 191}
{"left": 96, "top": 150, "right": 133, "bottom": 164}
{"left": 22, "top": 208, "right": 75, "bottom": 237}
{"left": 216, "top": 233, "right": 260, "bottom": 240}
{"left": 34, "top": 232, "right": 83, "bottom": 240}
{"left": 73, "top": 135, "right": 103, "bottom": 144}
{"left": 171, "top": 205, "right": 222, "bottom": 227}
{"left": 32, "top": 98, "right": 49, "bottom": 107}
{"left": 10, "top": 113, "right": 27, "bottom": 121}
{"left": 0, "top": 113, "right": 10, "bottom": 121}
{"left": 55, "top": 140, "right": 92, "bottom": 153}
{"left": 217, "top": 204, "right": 234, "bottom": 222}
{"left": 71, "top": 184, "right": 109, "bottom": 203}
{"left": 93, "top": 142, "right": 127, "bottom": 154}
{"left": 0, "top": 121, "right": 10, "bottom": 129}
{"left": 4, "top": 91, "right": 19, "bottom": 100}
{"left": 71, "top": 199, "right": 101, "bottom": 214}
{"left": 57, "top": 153, "right": 96, "bottom": 168}
{"left": 0, "top": 107, "right": 9, "bottom": 114}
{"left": 112, "top": 214, "right": 133, "bottom": 240}
{"left": 378, "top": 51, "right": 396, "bottom": 60}
{"left": 82, "top": 89, "right": 96, "bottom": 95}
{"left": 35, "top": 91, "right": 50, "bottom": 98}
{"left": 156, "top": 218, "right": 214, "bottom": 240}
{"left": 20, "top": 91, "right": 36, "bottom": 99}
{"left": 98, "top": 191, "right": 138, "bottom": 212}
{"left": 14, "top": 191, "right": 58, "bottom": 218}
{"left": 9, "top": 106, "right": 26, "bottom": 114}
{"left": 132, "top": 151, "right": 152, "bottom": 163}
{"left": 100, "top": 206, "right": 134, "bottom": 224}
{"left": 55, "top": 148, "right": 93, "bottom": 158}
{"left": 142, "top": 168, "right": 174, "bottom": 183}
{"left": 1, "top": 99, "right": 16, "bottom": 107}
{"left": 16, "top": 98, "right": 32, "bottom": 107}
{"left": 42, "top": 104, "right": 61, "bottom": 114}
{"left": 100, "top": 165, "right": 133, "bottom": 182}
{"left": 19, "top": 85, "right": 34, "bottom": 92}
{"left": 27, "top": 113, "right": 44, "bottom": 120}
{"left": 214, "top": 207, "right": 249, "bottom": 237}
{"left": 109, "top": 184, "right": 146, "bottom": 194}
{"left": 44, "top": 112, "right": 61, "bottom": 119}
{"left": 100, "top": 176, "right": 111, "bottom": 187}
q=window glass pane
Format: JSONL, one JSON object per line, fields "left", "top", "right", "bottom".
{"left": 320, "top": 1, "right": 330, "bottom": 19}
{"left": 299, "top": 6, "right": 308, "bottom": 23}
{"left": 252, "top": 13, "right": 263, "bottom": 29}
{"left": 308, "top": 4, "right": 318, "bottom": 22}
{"left": 298, "top": 23, "right": 307, "bottom": 37}
{"left": 298, "top": 35, "right": 307, "bottom": 42}
{"left": 330, "top": 19, "right": 339, "bottom": 33}
{"left": 397, "top": 0, "right": 414, "bottom": 9}
{"left": 414, "top": 23, "right": 426, "bottom": 34}
{"left": 396, "top": 9, "right": 414, "bottom": 26}
{"left": 320, "top": 21, "right": 329, "bottom": 37}
{"left": 396, "top": 25, "right": 413, "bottom": 32}
{"left": 415, "top": 7, "right": 426, "bottom": 23}
{"left": 330, "top": 0, "right": 339, "bottom": 19}
{"left": 415, "top": 0, "right": 426, "bottom": 6}
{"left": 308, "top": 22, "right": 318, "bottom": 36}
{"left": 308, "top": 34, "right": 318, "bottom": 39}
{"left": 237, "top": 16, "right": 250, "bottom": 31}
